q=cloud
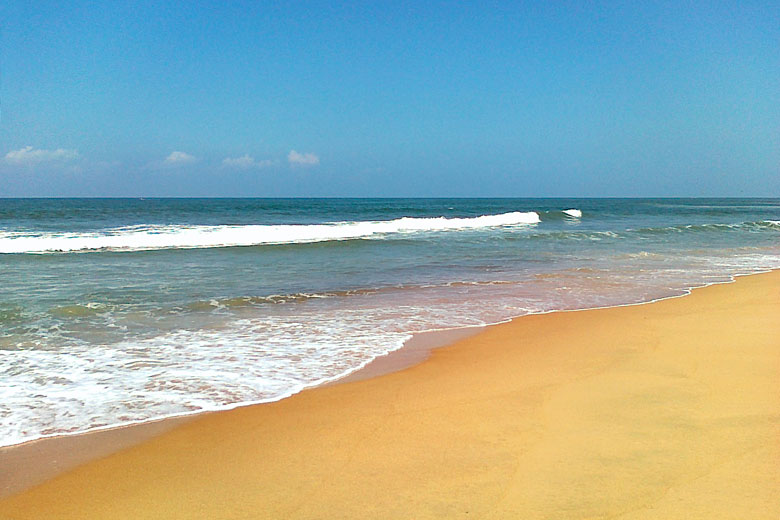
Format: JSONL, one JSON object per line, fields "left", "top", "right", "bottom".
{"left": 162, "top": 151, "right": 197, "bottom": 166}
{"left": 288, "top": 150, "right": 320, "bottom": 167}
{"left": 4, "top": 146, "right": 79, "bottom": 166}
{"left": 222, "top": 154, "right": 274, "bottom": 170}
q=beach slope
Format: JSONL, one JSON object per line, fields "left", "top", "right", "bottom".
{"left": 1, "top": 272, "right": 778, "bottom": 519}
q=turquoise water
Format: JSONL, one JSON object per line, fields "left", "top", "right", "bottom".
{"left": 1, "top": 198, "right": 779, "bottom": 446}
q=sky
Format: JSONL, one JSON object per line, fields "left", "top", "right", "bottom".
{"left": 1, "top": 1, "right": 778, "bottom": 197}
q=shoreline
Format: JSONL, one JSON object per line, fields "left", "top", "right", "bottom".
{"left": 0, "top": 325, "right": 484, "bottom": 499}
{"left": 2, "top": 268, "right": 777, "bottom": 517}
{"left": 0, "top": 268, "right": 774, "bottom": 500}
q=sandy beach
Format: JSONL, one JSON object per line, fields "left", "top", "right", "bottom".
{"left": 5, "top": 2, "right": 778, "bottom": 518}
{"left": 1, "top": 271, "right": 778, "bottom": 519}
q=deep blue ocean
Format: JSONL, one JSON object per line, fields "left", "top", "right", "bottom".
{"left": 1, "top": 198, "right": 779, "bottom": 446}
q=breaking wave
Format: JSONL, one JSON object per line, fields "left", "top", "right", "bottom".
{"left": 0, "top": 211, "right": 541, "bottom": 254}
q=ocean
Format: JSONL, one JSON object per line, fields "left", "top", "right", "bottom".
{"left": 1, "top": 198, "right": 779, "bottom": 447}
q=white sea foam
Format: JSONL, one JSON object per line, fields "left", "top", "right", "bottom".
{"left": 0, "top": 211, "right": 541, "bottom": 254}
{"left": 563, "top": 208, "right": 582, "bottom": 218}
{"left": 0, "top": 291, "right": 535, "bottom": 447}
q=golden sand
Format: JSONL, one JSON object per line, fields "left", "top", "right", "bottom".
{"left": 1, "top": 271, "right": 778, "bottom": 519}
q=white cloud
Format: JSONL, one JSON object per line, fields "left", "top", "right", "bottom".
{"left": 4, "top": 146, "right": 79, "bottom": 165}
{"left": 162, "top": 151, "right": 197, "bottom": 166}
{"left": 288, "top": 150, "right": 320, "bottom": 167}
{"left": 222, "top": 154, "right": 273, "bottom": 170}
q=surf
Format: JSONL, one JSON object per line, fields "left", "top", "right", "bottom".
{"left": 0, "top": 211, "right": 541, "bottom": 254}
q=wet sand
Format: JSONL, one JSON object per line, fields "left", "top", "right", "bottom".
{"left": 1, "top": 271, "right": 778, "bottom": 519}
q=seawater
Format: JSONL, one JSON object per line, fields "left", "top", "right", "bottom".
{"left": 1, "top": 198, "right": 779, "bottom": 446}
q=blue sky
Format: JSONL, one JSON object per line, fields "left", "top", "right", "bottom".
{"left": 1, "top": 1, "right": 778, "bottom": 197}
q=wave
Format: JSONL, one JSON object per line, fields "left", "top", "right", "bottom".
{"left": 497, "top": 219, "right": 780, "bottom": 243}
{"left": 0, "top": 211, "right": 541, "bottom": 254}
{"left": 537, "top": 208, "right": 583, "bottom": 221}
{"left": 182, "top": 280, "right": 522, "bottom": 311}
{"left": 630, "top": 220, "right": 780, "bottom": 235}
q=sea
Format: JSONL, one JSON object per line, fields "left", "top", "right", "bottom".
{"left": 1, "top": 198, "right": 779, "bottom": 447}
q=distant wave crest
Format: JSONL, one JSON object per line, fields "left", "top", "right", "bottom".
{"left": 0, "top": 211, "right": 541, "bottom": 254}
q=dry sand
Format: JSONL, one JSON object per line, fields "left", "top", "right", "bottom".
{"left": 1, "top": 271, "right": 778, "bottom": 519}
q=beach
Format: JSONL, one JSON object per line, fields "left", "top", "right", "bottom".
{"left": 4, "top": 0, "right": 779, "bottom": 516}
{"left": 1, "top": 270, "right": 777, "bottom": 519}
